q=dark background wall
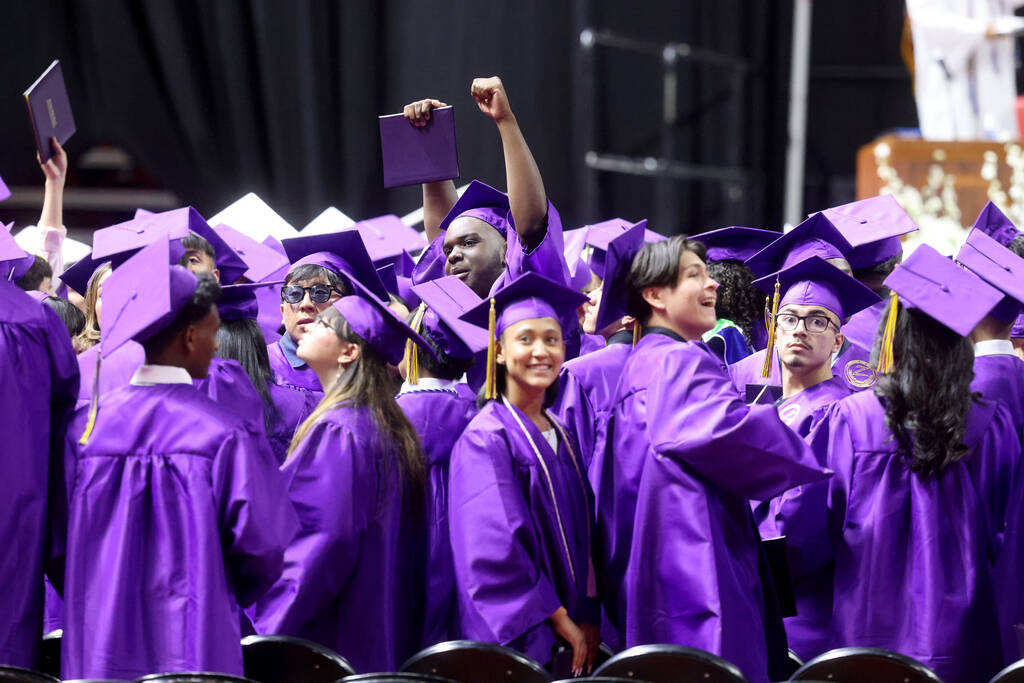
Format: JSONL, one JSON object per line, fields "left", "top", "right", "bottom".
{"left": 0, "top": 1, "right": 917, "bottom": 237}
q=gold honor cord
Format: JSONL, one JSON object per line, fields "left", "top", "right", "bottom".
{"left": 485, "top": 297, "right": 497, "bottom": 400}
{"left": 502, "top": 396, "right": 577, "bottom": 586}
{"left": 760, "top": 280, "right": 781, "bottom": 378}
{"left": 632, "top": 320, "right": 641, "bottom": 347}
{"left": 77, "top": 349, "right": 102, "bottom": 445}
{"left": 877, "top": 293, "right": 899, "bottom": 375}
{"left": 403, "top": 302, "right": 428, "bottom": 386}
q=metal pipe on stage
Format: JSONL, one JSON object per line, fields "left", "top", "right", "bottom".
{"left": 784, "top": 0, "right": 813, "bottom": 228}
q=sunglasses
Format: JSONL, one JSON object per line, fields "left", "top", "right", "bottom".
{"left": 281, "top": 284, "right": 343, "bottom": 305}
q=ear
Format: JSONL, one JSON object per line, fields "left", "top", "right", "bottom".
{"left": 181, "top": 322, "right": 199, "bottom": 354}
{"left": 337, "top": 340, "right": 361, "bottom": 367}
{"left": 832, "top": 331, "right": 845, "bottom": 354}
{"left": 640, "top": 285, "right": 666, "bottom": 314}
{"left": 213, "top": 267, "right": 221, "bottom": 281}
{"left": 495, "top": 338, "right": 506, "bottom": 366}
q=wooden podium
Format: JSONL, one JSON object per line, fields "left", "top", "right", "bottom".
{"left": 856, "top": 134, "right": 1024, "bottom": 231}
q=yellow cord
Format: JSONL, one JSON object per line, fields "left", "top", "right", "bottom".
{"left": 760, "top": 281, "right": 780, "bottom": 378}
{"left": 485, "top": 297, "right": 497, "bottom": 400}
{"left": 78, "top": 349, "right": 102, "bottom": 445}
{"left": 403, "top": 303, "right": 427, "bottom": 385}
{"left": 877, "top": 292, "right": 899, "bottom": 375}
{"left": 632, "top": 320, "right": 641, "bottom": 347}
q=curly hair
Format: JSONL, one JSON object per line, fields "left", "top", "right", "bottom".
{"left": 706, "top": 259, "right": 762, "bottom": 345}
{"left": 874, "top": 304, "right": 977, "bottom": 477}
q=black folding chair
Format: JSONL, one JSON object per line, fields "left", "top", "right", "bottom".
{"left": 592, "top": 644, "right": 749, "bottom": 682}
{"left": 339, "top": 675, "right": 457, "bottom": 683}
{"left": 241, "top": 634, "right": 355, "bottom": 683}
{"left": 989, "top": 659, "right": 1024, "bottom": 683}
{"left": 789, "top": 647, "right": 944, "bottom": 682}
{"left": 400, "top": 640, "right": 551, "bottom": 683}
{"left": 0, "top": 666, "right": 59, "bottom": 682}
{"left": 38, "top": 630, "right": 61, "bottom": 679}
{"left": 134, "top": 674, "right": 256, "bottom": 683}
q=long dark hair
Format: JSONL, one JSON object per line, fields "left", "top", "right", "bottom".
{"left": 707, "top": 259, "right": 761, "bottom": 344}
{"left": 289, "top": 306, "right": 425, "bottom": 504}
{"left": 216, "top": 317, "right": 280, "bottom": 433}
{"left": 873, "top": 304, "right": 977, "bottom": 477}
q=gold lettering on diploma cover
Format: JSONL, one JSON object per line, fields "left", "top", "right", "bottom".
{"left": 46, "top": 98, "right": 57, "bottom": 129}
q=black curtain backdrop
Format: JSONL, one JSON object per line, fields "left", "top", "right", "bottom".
{"left": 0, "top": 1, "right": 915, "bottom": 235}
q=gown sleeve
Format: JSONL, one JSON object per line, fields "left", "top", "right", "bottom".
{"left": 647, "top": 344, "right": 829, "bottom": 502}
{"left": 251, "top": 420, "right": 376, "bottom": 631}
{"left": 449, "top": 424, "right": 562, "bottom": 644}
{"left": 552, "top": 368, "right": 597, "bottom": 468}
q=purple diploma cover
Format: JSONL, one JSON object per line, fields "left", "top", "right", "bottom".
{"left": 24, "top": 60, "right": 76, "bottom": 163}
{"left": 379, "top": 105, "right": 459, "bottom": 188}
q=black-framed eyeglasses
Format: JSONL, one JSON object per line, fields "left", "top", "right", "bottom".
{"left": 775, "top": 312, "right": 838, "bottom": 334}
{"left": 281, "top": 284, "right": 343, "bottom": 305}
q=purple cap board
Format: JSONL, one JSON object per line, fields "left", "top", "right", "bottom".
{"left": 956, "top": 227, "right": 1024, "bottom": 321}
{"left": 376, "top": 263, "right": 421, "bottom": 309}
{"left": 752, "top": 256, "right": 881, "bottom": 322}
{"left": 689, "top": 226, "right": 781, "bottom": 263}
{"left": 745, "top": 213, "right": 854, "bottom": 278}
{"left": 884, "top": 244, "right": 1004, "bottom": 337}
{"left": 1, "top": 222, "right": 35, "bottom": 281}
{"left": 379, "top": 105, "right": 459, "bottom": 189}
{"left": 149, "top": 207, "right": 248, "bottom": 285}
{"left": 411, "top": 274, "right": 488, "bottom": 359}
{"left": 412, "top": 180, "right": 511, "bottom": 285}
{"left": 24, "top": 60, "right": 76, "bottom": 164}
{"left": 353, "top": 215, "right": 427, "bottom": 266}
{"left": 583, "top": 219, "right": 635, "bottom": 280}
{"left": 211, "top": 222, "right": 289, "bottom": 283}
{"left": 971, "top": 201, "right": 1022, "bottom": 248}
{"left": 99, "top": 236, "right": 199, "bottom": 359}
{"left": 460, "top": 271, "right": 589, "bottom": 338}
{"left": 91, "top": 211, "right": 189, "bottom": 266}
{"left": 218, "top": 281, "right": 283, "bottom": 322}
{"left": 332, "top": 276, "right": 435, "bottom": 366}
{"left": 58, "top": 252, "right": 109, "bottom": 296}
{"left": 0, "top": 174, "right": 10, "bottom": 202}
{"left": 281, "top": 230, "right": 389, "bottom": 301}
{"left": 595, "top": 220, "right": 648, "bottom": 332}
{"left": 823, "top": 195, "right": 919, "bottom": 269}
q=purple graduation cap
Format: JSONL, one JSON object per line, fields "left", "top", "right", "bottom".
{"left": 823, "top": 194, "right": 919, "bottom": 270}
{"left": 562, "top": 227, "right": 593, "bottom": 291}
{"left": 460, "top": 272, "right": 589, "bottom": 399}
{"left": 1012, "top": 311, "right": 1024, "bottom": 338}
{"left": 594, "top": 219, "right": 648, "bottom": 332}
{"left": 91, "top": 212, "right": 189, "bottom": 266}
{"left": 354, "top": 215, "right": 428, "bottom": 267}
{"left": 24, "top": 60, "right": 75, "bottom": 163}
{"left": 1, "top": 222, "right": 36, "bottom": 281}
{"left": 744, "top": 213, "right": 854, "bottom": 278}
{"left": 147, "top": 207, "right": 249, "bottom": 284}
{"left": 971, "top": 201, "right": 1022, "bottom": 248}
{"left": 752, "top": 256, "right": 881, "bottom": 322}
{"left": 211, "top": 222, "right": 289, "bottom": 283}
{"left": 379, "top": 105, "right": 459, "bottom": 189}
{"left": 99, "top": 237, "right": 199, "bottom": 359}
{"left": 58, "top": 252, "right": 108, "bottom": 296}
{"left": 690, "top": 226, "right": 781, "bottom": 263}
{"left": 0, "top": 173, "right": 10, "bottom": 202}
{"left": 217, "top": 281, "right": 283, "bottom": 322}
{"left": 583, "top": 219, "right": 639, "bottom": 280}
{"left": 333, "top": 277, "right": 434, "bottom": 366}
{"left": 281, "top": 230, "right": 389, "bottom": 301}
{"left": 411, "top": 274, "right": 488, "bottom": 360}
{"left": 376, "top": 263, "right": 421, "bottom": 309}
{"left": 412, "top": 180, "right": 512, "bottom": 284}
{"left": 884, "top": 244, "right": 1003, "bottom": 337}
{"left": 956, "top": 227, "right": 1024, "bottom": 322}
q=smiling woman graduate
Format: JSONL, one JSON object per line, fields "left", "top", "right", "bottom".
{"left": 450, "top": 272, "right": 599, "bottom": 677}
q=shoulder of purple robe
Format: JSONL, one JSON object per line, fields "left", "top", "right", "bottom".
{"left": 727, "top": 348, "right": 780, "bottom": 389}
{"left": 76, "top": 340, "right": 146, "bottom": 406}
{"left": 833, "top": 340, "right": 875, "bottom": 392}
{"left": 552, "top": 367, "right": 597, "bottom": 469}
{"left": 252, "top": 406, "right": 382, "bottom": 634}
{"left": 448, "top": 406, "right": 563, "bottom": 645}
{"left": 266, "top": 340, "right": 323, "bottom": 394}
{"left": 500, "top": 199, "right": 568, "bottom": 288}
{"left": 777, "top": 376, "right": 852, "bottom": 439}
{"left": 648, "top": 341, "right": 829, "bottom": 501}
{"left": 196, "top": 357, "right": 267, "bottom": 436}
{"left": 579, "top": 333, "right": 605, "bottom": 356}
{"left": 397, "top": 390, "right": 477, "bottom": 468}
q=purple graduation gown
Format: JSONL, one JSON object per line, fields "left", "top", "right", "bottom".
{"left": 772, "top": 391, "right": 1021, "bottom": 683}
{"left": 776, "top": 375, "right": 852, "bottom": 440}
{"left": 729, "top": 339, "right": 875, "bottom": 394}
{"left": 252, "top": 404, "right": 425, "bottom": 673}
{"left": 579, "top": 333, "right": 605, "bottom": 356}
{"left": 397, "top": 386, "right": 478, "bottom": 646}
{"left": 75, "top": 340, "right": 145, "bottom": 409}
{"left": 266, "top": 335, "right": 323, "bottom": 422}
{"left": 449, "top": 399, "right": 597, "bottom": 666}
{"left": 972, "top": 352, "right": 1024, "bottom": 441}
{"left": 265, "top": 383, "right": 313, "bottom": 463}
{"left": 0, "top": 284, "right": 78, "bottom": 668}
{"left": 59, "top": 382, "right": 296, "bottom": 680}
{"left": 840, "top": 298, "right": 886, "bottom": 352}
{"left": 596, "top": 332, "right": 829, "bottom": 683}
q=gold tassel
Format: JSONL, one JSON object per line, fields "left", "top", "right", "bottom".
{"left": 403, "top": 303, "right": 427, "bottom": 385}
{"left": 877, "top": 292, "right": 899, "bottom": 375}
{"left": 760, "top": 281, "right": 780, "bottom": 378}
{"left": 632, "top": 320, "right": 641, "bottom": 347}
{"left": 485, "top": 297, "right": 497, "bottom": 400}
{"left": 78, "top": 349, "right": 102, "bottom": 445}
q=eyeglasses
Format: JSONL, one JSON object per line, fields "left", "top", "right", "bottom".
{"left": 775, "top": 312, "right": 838, "bottom": 334}
{"left": 281, "top": 284, "right": 343, "bottom": 305}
